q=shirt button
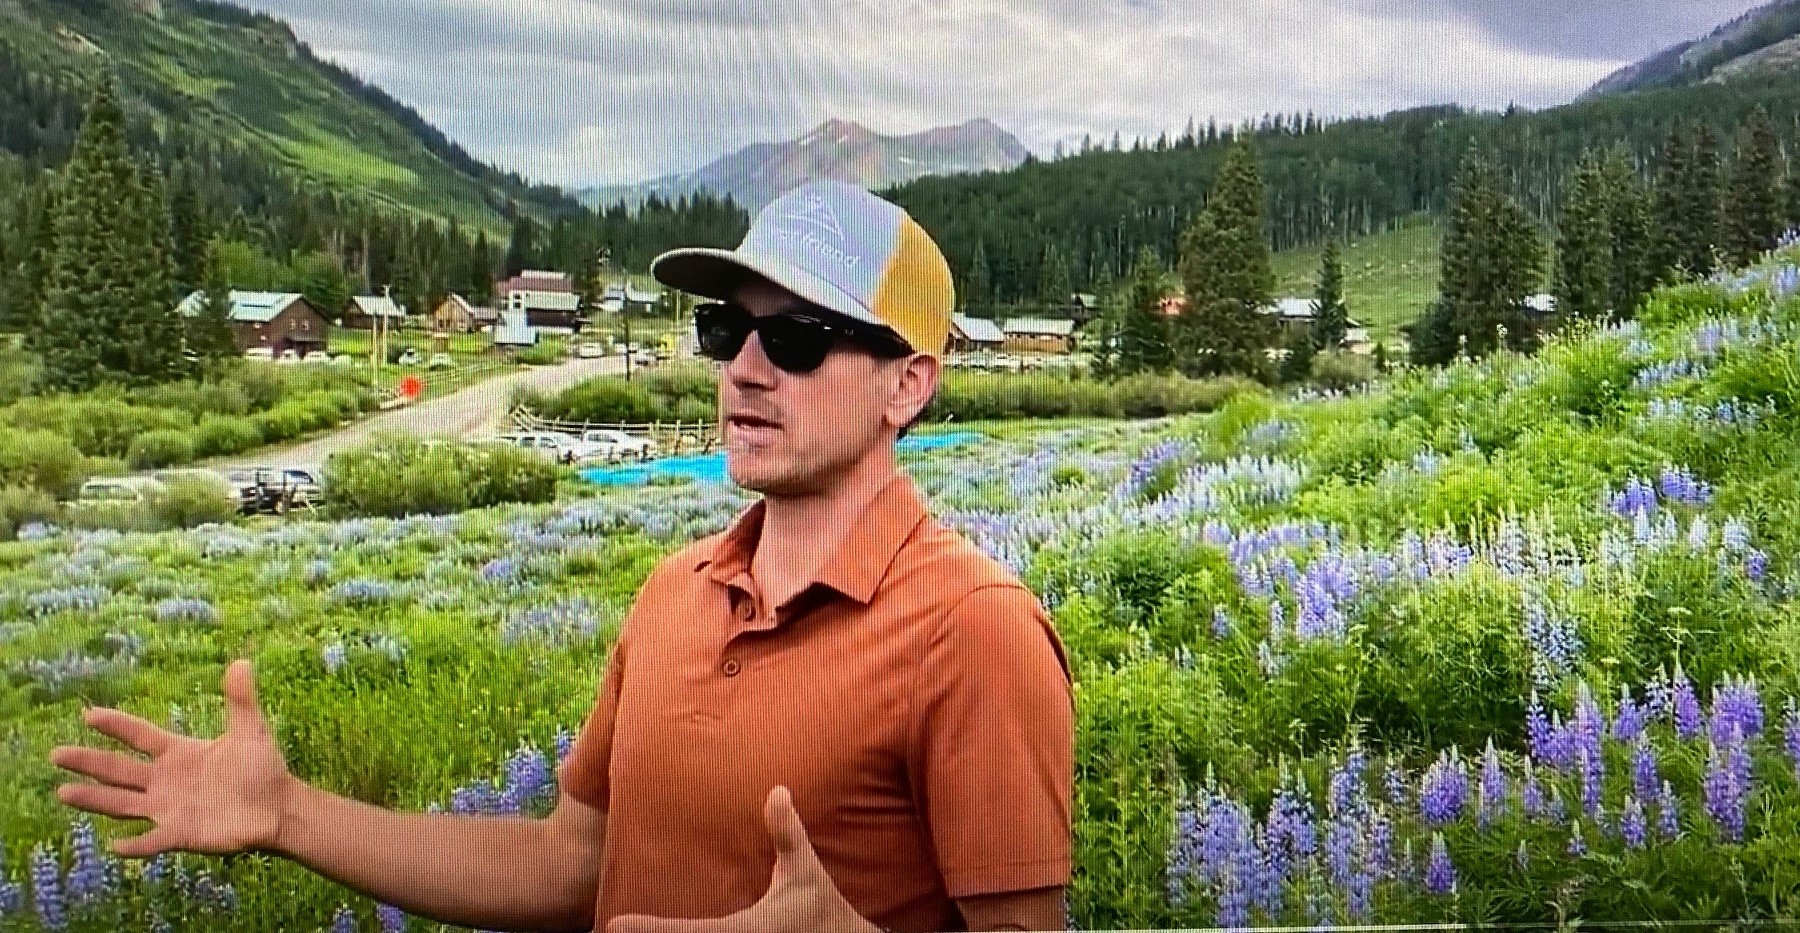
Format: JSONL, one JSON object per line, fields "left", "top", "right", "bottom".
{"left": 723, "top": 658, "right": 741, "bottom": 676}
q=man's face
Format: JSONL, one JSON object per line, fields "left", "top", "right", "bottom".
{"left": 718, "top": 280, "right": 912, "bottom": 496}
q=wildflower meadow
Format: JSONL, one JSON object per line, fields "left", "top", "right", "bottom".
{"left": 3, "top": 263, "right": 1800, "bottom": 930}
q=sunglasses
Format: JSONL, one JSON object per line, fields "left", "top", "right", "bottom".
{"left": 693, "top": 301, "right": 912, "bottom": 374}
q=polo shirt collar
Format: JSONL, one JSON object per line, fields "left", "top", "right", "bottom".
{"left": 694, "top": 472, "right": 929, "bottom": 606}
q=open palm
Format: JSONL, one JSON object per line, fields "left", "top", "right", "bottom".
{"left": 49, "top": 659, "right": 292, "bottom": 858}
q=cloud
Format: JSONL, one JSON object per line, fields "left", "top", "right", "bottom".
{"left": 233, "top": 0, "right": 1750, "bottom": 190}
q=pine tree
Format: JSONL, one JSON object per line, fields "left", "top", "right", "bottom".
{"left": 1116, "top": 247, "right": 1173, "bottom": 376}
{"left": 1600, "top": 148, "right": 1654, "bottom": 320}
{"left": 1681, "top": 123, "right": 1725, "bottom": 277}
{"left": 186, "top": 236, "right": 240, "bottom": 368}
{"left": 1722, "top": 107, "right": 1785, "bottom": 267}
{"left": 504, "top": 212, "right": 536, "bottom": 277}
{"left": 1174, "top": 140, "right": 1277, "bottom": 377}
{"left": 1649, "top": 121, "right": 1693, "bottom": 284}
{"left": 1037, "top": 242, "right": 1072, "bottom": 309}
{"left": 124, "top": 159, "right": 186, "bottom": 382}
{"left": 1436, "top": 150, "right": 1546, "bottom": 359}
{"left": 963, "top": 241, "right": 993, "bottom": 317}
{"left": 33, "top": 74, "right": 184, "bottom": 390}
{"left": 1553, "top": 152, "right": 1612, "bottom": 323}
{"left": 0, "top": 184, "right": 53, "bottom": 332}
{"left": 168, "top": 163, "right": 209, "bottom": 294}
{"left": 1311, "top": 239, "right": 1348, "bottom": 349}
{"left": 1279, "top": 328, "right": 1317, "bottom": 384}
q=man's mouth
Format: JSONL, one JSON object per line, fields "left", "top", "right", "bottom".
{"left": 727, "top": 413, "right": 781, "bottom": 430}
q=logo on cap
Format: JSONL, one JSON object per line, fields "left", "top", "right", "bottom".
{"left": 782, "top": 189, "right": 846, "bottom": 241}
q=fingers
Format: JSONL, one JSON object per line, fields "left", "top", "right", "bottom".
{"left": 222, "top": 659, "right": 267, "bottom": 736}
{"left": 56, "top": 782, "right": 153, "bottom": 821}
{"left": 112, "top": 826, "right": 177, "bottom": 859}
{"left": 607, "top": 914, "right": 726, "bottom": 933}
{"left": 49, "top": 746, "right": 152, "bottom": 790}
{"left": 82, "top": 707, "right": 175, "bottom": 757}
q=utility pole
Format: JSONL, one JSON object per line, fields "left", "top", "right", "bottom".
{"left": 602, "top": 247, "right": 631, "bottom": 382}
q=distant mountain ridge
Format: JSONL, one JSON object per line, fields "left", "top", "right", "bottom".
{"left": 1582, "top": 0, "right": 1800, "bottom": 98}
{"left": 580, "top": 117, "right": 1030, "bottom": 213}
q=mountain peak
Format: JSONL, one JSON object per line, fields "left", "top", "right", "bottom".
{"left": 582, "top": 118, "right": 1029, "bottom": 213}
{"left": 1581, "top": 0, "right": 1800, "bottom": 98}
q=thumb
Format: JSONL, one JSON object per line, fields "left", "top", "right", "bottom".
{"left": 222, "top": 659, "right": 267, "bottom": 735}
{"left": 764, "top": 785, "right": 812, "bottom": 862}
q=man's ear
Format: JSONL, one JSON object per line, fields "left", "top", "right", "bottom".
{"left": 885, "top": 353, "right": 940, "bottom": 432}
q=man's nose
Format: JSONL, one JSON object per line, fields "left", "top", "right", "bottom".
{"left": 724, "top": 331, "right": 780, "bottom": 387}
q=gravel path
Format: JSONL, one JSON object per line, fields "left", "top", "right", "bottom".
{"left": 203, "top": 355, "right": 628, "bottom": 470}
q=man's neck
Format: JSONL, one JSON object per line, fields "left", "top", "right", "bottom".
{"left": 751, "top": 453, "right": 899, "bottom": 610}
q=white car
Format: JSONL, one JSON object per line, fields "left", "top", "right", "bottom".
{"left": 580, "top": 429, "right": 659, "bottom": 459}
{"left": 478, "top": 431, "right": 608, "bottom": 463}
{"left": 75, "top": 476, "right": 165, "bottom": 503}
{"left": 397, "top": 348, "right": 422, "bottom": 366}
{"left": 576, "top": 342, "right": 605, "bottom": 359}
{"left": 427, "top": 353, "right": 455, "bottom": 369}
{"left": 244, "top": 347, "right": 275, "bottom": 361}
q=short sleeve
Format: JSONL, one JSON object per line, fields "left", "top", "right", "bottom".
{"left": 907, "top": 584, "right": 1075, "bottom": 899}
{"left": 558, "top": 629, "right": 629, "bottom": 810}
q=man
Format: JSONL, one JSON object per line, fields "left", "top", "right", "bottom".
{"left": 49, "top": 180, "right": 1076, "bottom": 933}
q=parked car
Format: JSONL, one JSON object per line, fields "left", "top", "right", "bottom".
{"left": 244, "top": 347, "right": 275, "bottom": 361}
{"left": 580, "top": 429, "right": 659, "bottom": 459}
{"left": 427, "top": 353, "right": 455, "bottom": 369}
{"left": 151, "top": 468, "right": 260, "bottom": 514}
{"left": 398, "top": 348, "right": 422, "bottom": 366}
{"left": 220, "top": 465, "right": 326, "bottom": 513}
{"left": 74, "top": 476, "right": 165, "bottom": 504}
{"left": 330, "top": 354, "right": 356, "bottom": 366}
{"left": 577, "top": 342, "right": 605, "bottom": 359}
{"left": 477, "top": 431, "right": 608, "bottom": 464}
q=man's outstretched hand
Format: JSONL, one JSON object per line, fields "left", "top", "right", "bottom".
{"left": 606, "top": 785, "right": 880, "bottom": 933}
{"left": 48, "top": 659, "right": 294, "bottom": 858}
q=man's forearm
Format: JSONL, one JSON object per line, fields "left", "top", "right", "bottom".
{"left": 273, "top": 778, "right": 598, "bottom": 933}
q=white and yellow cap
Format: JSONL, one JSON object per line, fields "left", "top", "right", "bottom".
{"left": 650, "top": 180, "right": 956, "bottom": 356}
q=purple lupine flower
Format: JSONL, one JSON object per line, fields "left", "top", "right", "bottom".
{"left": 1710, "top": 675, "right": 1764, "bottom": 744}
{"left": 1322, "top": 816, "right": 1358, "bottom": 884}
{"left": 1573, "top": 682, "right": 1607, "bottom": 756}
{"left": 1613, "top": 687, "right": 1648, "bottom": 743}
{"left": 1265, "top": 785, "right": 1317, "bottom": 880}
{"left": 1328, "top": 749, "right": 1368, "bottom": 816}
{"left": 555, "top": 728, "right": 575, "bottom": 762}
{"left": 1633, "top": 738, "right": 1661, "bottom": 803}
{"left": 1478, "top": 739, "right": 1508, "bottom": 829}
{"left": 1521, "top": 760, "right": 1545, "bottom": 820}
{"left": 1424, "top": 834, "right": 1456, "bottom": 895}
{"left": 1547, "top": 787, "right": 1569, "bottom": 825}
{"left": 1609, "top": 477, "right": 1657, "bottom": 517}
{"left": 1568, "top": 822, "right": 1588, "bottom": 857}
{"left": 332, "top": 905, "right": 355, "bottom": 933}
{"left": 1383, "top": 762, "right": 1410, "bottom": 808}
{"left": 1366, "top": 812, "right": 1394, "bottom": 880}
{"left": 1522, "top": 604, "right": 1582, "bottom": 688}
{"left": 0, "top": 880, "right": 22, "bottom": 916}
{"left": 1210, "top": 605, "right": 1232, "bottom": 639}
{"left": 1165, "top": 798, "right": 1205, "bottom": 905}
{"left": 1746, "top": 550, "right": 1769, "bottom": 582}
{"left": 1658, "top": 466, "right": 1712, "bottom": 506}
{"left": 1419, "top": 749, "right": 1469, "bottom": 825}
{"left": 30, "top": 844, "right": 66, "bottom": 931}
{"left": 1621, "top": 795, "right": 1648, "bottom": 849}
{"left": 1345, "top": 868, "right": 1375, "bottom": 921}
{"left": 1672, "top": 668, "right": 1705, "bottom": 740}
{"left": 1721, "top": 518, "right": 1753, "bottom": 552}
{"left": 1658, "top": 781, "right": 1682, "bottom": 839}
{"left": 1785, "top": 701, "right": 1800, "bottom": 781}
{"left": 65, "top": 818, "right": 115, "bottom": 904}
{"left": 323, "top": 640, "right": 348, "bottom": 675}
{"left": 1702, "top": 731, "right": 1752, "bottom": 842}
{"left": 1579, "top": 748, "right": 1605, "bottom": 820}
{"left": 1526, "top": 691, "right": 1553, "bottom": 762}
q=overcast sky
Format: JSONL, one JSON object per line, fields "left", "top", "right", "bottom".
{"left": 236, "top": 0, "right": 1760, "bottom": 190}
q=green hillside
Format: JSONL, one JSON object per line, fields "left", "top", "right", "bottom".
{"left": 0, "top": 0, "right": 574, "bottom": 229}
{"left": 1270, "top": 216, "right": 1443, "bottom": 342}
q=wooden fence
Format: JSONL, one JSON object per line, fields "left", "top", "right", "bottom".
{"left": 509, "top": 406, "right": 721, "bottom": 457}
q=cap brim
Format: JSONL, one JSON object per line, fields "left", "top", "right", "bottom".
{"left": 650, "top": 247, "right": 909, "bottom": 349}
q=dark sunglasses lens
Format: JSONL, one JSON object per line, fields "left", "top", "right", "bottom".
{"left": 757, "top": 316, "right": 833, "bottom": 373}
{"left": 695, "top": 305, "right": 750, "bottom": 361}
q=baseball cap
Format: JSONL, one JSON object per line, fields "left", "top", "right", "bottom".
{"left": 649, "top": 180, "right": 956, "bottom": 356}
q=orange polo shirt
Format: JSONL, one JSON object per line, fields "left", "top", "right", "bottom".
{"left": 557, "top": 471, "right": 1075, "bottom": 933}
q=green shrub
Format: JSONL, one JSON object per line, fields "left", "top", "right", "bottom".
{"left": 194, "top": 415, "right": 265, "bottom": 457}
{"left": 534, "top": 378, "right": 661, "bottom": 423}
{"left": 514, "top": 342, "right": 564, "bottom": 365}
{"left": 324, "top": 437, "right": 561, "bottom": 518}
{"left": 126, "top": 429, "right": 198, "bottom": 470}
{"left": 145, "top": 476, "right": 240, "bottom": 529}
{"left": 0, "top": 485, "right": 60, "bottom": 539}
{"left": 1309, "top": 350, "right": 1376, "bottom": 392}
{"left": 0, "top": 427, "right": 91, "bottom": 497}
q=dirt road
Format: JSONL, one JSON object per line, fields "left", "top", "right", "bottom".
{"left": 206, "top": 355, "right": 628, "bottom": 470}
